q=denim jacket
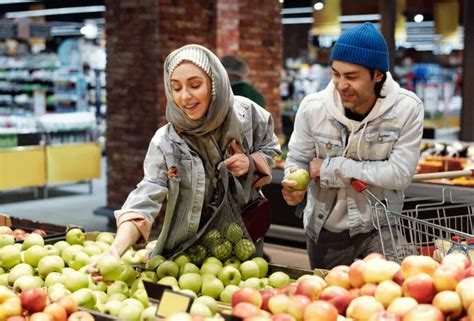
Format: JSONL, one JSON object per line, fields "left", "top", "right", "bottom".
{"left": 285, "top": 73, "right": 424, "bottom": 243}
{"left": 115, "top": 96, "right": 280, "bottom": 255}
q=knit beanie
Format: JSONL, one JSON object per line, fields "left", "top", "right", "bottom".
{"left": 330, "top": 22, "right": 389, "bottom": 72}
{"left": 167, "top": 45, "right": 215, "bottom": 96}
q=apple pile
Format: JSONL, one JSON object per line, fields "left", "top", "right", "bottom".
{"left": 226, "top": 252, "right": 474, "bottom": 321}
{"left": 0, "top": 226, "right": 47, "bottom": 242}
{"left": 0, "top": 284, "right": 96, "bottom": 321}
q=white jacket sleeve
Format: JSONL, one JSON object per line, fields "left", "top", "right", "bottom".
{"left": 320, "top": 103, "right": 424, "bottom": 190}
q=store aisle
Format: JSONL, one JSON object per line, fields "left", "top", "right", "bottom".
{"left": 0, "top": 157, "right": 310, "bottom": 270}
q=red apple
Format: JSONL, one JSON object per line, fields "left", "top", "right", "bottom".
{"left": 387, "top": 297, "right": 418, "bottom": 318}
{"left": 403, "top": 304, "right": 444, "bottom": 321}
{"left": 402, "top": 272, "right": 436, "bottom": 303}
{"left": 295, "top": 278, "right": 323, "bottom": 301}
{"left": 55, "top": 296, "right": 78, "bottom": 316}
{"left": 319, "top": 285, "right": 352, "bottom": 315}
{"left": 19, "top": 288, "right": 49, "bottom": 313}
{"left": 442, "top": 252, "right": 471, "bottom": 271}
{"left": 67, "top": 311, "right": 95, "bottom": 321}
{"left": 232, "top": 302, "right": 261, "bottom": 319}
{"left": 286, "top": 295, "right": 311, "bottom": 320}
{"left": 432, "top": 290, "right": 463, "bottom": 319}
{"left": 325, "top": 265, "right": 350, "bottom": 290}
{"left": 374, "top": 280, "right": 402, "bottom": 308}
{"left": 367, "top": 311, "right": 401, "bottom": 321}
{"left": 359, "top": 283, "right": 377, "bottom": 296}
{"left": 348, "top": 288, "right": 360, "bottom": 300}
{"left": 433, "top": 264, "right": 464, "bottom": 292}
{"left": 464, "top": 266, "right": 474, "bottom": 278}
{"left": 303, "top": 300, "right": 338, "bottom": 321}
{"left": 348, "top": 260, "right": 366, "bottom": 288}
{"left": 276, "top": 285, "right": 297, "bottom": 296}
{"left": 346, "top": 296, "right": 384, "bottom": 321}
{"left": 29, "top": 313, "right": 53, "bottom": 321}
{"left": 268, "top": 294, "right": 290, "bottom": 315}
{"left": 271, "top": 313, "right": 296, "bottom": 321}
{"left": 260, "top": 289, "right": 277, "bottom": 311}
{"left": 43, "top": 303, "right": 67, "bottom": 321}
{"left": 232, "top": 287, "right": 263, "bottom": 308}
{"left": 386, "top": 297, "right": 418, "bottom": 318}
{"left": 32, "top": 229, "right": 47, "bottom": 237}
{"left": 400, "top": 255, "right": 439, "bottom": 278}
{"left": 391, "top": 269, "right": 404, "bottom": 286}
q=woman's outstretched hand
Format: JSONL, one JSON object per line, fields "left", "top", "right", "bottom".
{"left": 224, "top": 139, "right": 250, "bottom": 177}
{"left": 87, "top": 246, "right": 121, "bottom": 283}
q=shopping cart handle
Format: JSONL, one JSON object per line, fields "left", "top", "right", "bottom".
{"left": 351, "top": 179, "right": 367, "bottom": 192}
{"left": 412, "top": 169, "right": 474, "bottom": 182}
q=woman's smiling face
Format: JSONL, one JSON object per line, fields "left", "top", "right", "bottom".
{"left": 170, "top": 62, "right": 212, "bottom": 120}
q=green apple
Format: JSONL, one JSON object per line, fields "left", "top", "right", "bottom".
{"left": 251, "top": 257, "right": 269, "bottom": 278}
{"left": 200, "top": 263, "right": 222, "bottom": 276}
{"left": 7, "top": 263, "right": 34, "bottom": 285}
{"left": 220, "top": 284, "right": 240, "bottom": 303}
{"left": 53, "top": 240, "right": 70, "bottom": 254}
{"left": 194, "top": 295, "right": 217, "bottom": 315}
{"left": 97, "top": 254, "right": 123, "bottom": 281}
{"left": 94, "top": 290, "right": 109, "bottom": 304}
{"left": 0, "top": 245, "right": 21, "bottom": 269}
{"left": 140, "top": 271, "right": 158, "bottom": 283}
{"left": 69, "top": 288, "right": 96, "bottom": 309}
{"left": 13, "top": 275, "right": 43, "bottom": 292}
{"left": 268, "top": 271, "right": 291, "bottom": 288}
{"left": 88, "top": 276, "right": 108, "bottom": 292}
{"left": 0, "top": 234, "right": 15, "bottom": 247}
{"left": 121, "top": 249, "right": 143, "bottom": 265}
{"left": 66, "top": 228, "right": 85, "bottom": 245}
{"left": 37, "top": 255, "right": 65, "bottom": 278}
{"left": 157, "top": 276, "right": 178, "bottom": 287}
{"left": 180, "top": 289, "right": 196, "bottom": 298}
{"left": 190, "top": 302, "right": 212, "bottom": 317}
{"left": 239, "top": 260, "right": 260, "bottom": 280}
{"left": 243, "top": 277, "right": 266, "bottom": 290}
{"left": 223, "top": 257, "right": 241, "bottom": 269}
{"left": 49, "top": 286, "right": 71, "bottom": 302}
{"left": 156, "top": 260, "right": 179, "bottom": 279}
{"left": 145, "top": 255, "right": 165, "bottom": 270}
{"left": 108, "top": 292, "right": 128, "bottom": 302}
{"left": 200, "top": 277, "right": 224, "bottom": 299}
{"left": 180, "top": 262, "right": 200, "bottom": 276}
{"left": 217, "top": 265, "right": 241, "bottom": 286}
{"left": 61, "top": 244, "right": 84, "bottom": 263}
{"left": 145, "top": 240, "right": 157, "bottom": 251}
{"left": 43, "top": 244, "right": 60, "bottom": 256}
{"left": 95, "top": 241, "right": 111, "bottom": 252}
{"left": 173, "top": 254, "right": 191, "bottom": 268}
{"left": 286, "top": 168, "right": 310, "bottom": 190}
{"left": 84, "top": 244, "right": 103, "bottom": 256}
{"left": 119, "top": 264, "right": 137, "bottom": 286}
{"left": 119, "top": 303, "right": 144, "bottom": 321}
{"left": 67, "top": 251, "right": 90, "bottom": 270}
{"left": 0, "top": 274, "right": 9, "bottom": 286}
{"left": 201, "top": 273, "right": 217, "bottom": 283}
{"left": 44, "top": 272, "right": 63, "bottom": 286}
{"left": 100, "top": 299, "right": 123, "bottom": 316}
{"left": 62, "top": 270, "right": 89, "bottom": 292}
{"left": 48, "top": 282, "right": 66, "bottom": 295}
{"left": 203, "top": 257, "right": 223, "bottom": 267}
{"left": 131, "top": 288, "right": 149, "bottom": 307}
{"left": 178, "top": 273, "right": 202, "bottom": 294}
{"left": 130, "top": 278, "right": 145, "bottom": 294}
{"left": 107, "top": 280, "right": 130, "bottom": 297}
{"left": 84, "top": 240, "right": 95, "bottom": 246}
{"left": 95, "top": 232, "right": 115, "bottom": 245}
{"left": 140, "top": 306, "right": 159, "bottom": 321}
{"left": 21, "top": 233, "right": 44, "bottom": 250}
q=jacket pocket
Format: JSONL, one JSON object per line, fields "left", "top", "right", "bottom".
{"left": 364, "top": 127, "right": 400, "bottom": 160}
{"left": 313, "top": 133, "right": 343, "bottom": 158}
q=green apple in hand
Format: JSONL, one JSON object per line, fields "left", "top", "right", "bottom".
{"left": 97, "top": 254, "right": 123, "bottom": 281}
{"left": 66, "top": 228, "right": 85, "bottom": 245}
{"left": 217, "top": 265, "right": 241, "bottom": 286}
{"left": 286, "top": 168, "right": 310, "bottom": 190}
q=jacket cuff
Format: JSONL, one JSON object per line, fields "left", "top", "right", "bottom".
{"left": 116, "top": 212, "right": 152, "bottom": 243}
{"left": 251, "top": 153, "right": 272, "bottom": 187}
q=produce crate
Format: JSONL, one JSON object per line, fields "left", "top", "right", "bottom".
{"left": 0, "top": 213, "right": 80, "bottom": 242}
{"left": 267, "top": 263, "right": 323, "bottom": 279}
{"left": 79, "top": 307, "right": 123, "bottom": 321}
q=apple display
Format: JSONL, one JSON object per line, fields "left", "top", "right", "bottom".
{"left": 346, "top": 296, "right": 384, "bottom": 321}
{"left": 141, "top": 271, "right": 158, "bottom": 284}
{"left": 140, "top": 306, "right": 160, "bottom": 321}
{"left": 83, "top": 244, "right": 102, "bottom": 257}
{"left": 442, "top": 252, "right": 470, "bottom": 271}
{"left": 325, "top": 265, "right": 350, "bottom": 289}
{"left": 239, "top": 261, "right": 260, "bottom": 281}
{"left": 402, "top": 272, "right": 436, "bottom": 303}
{"left": 224, "top": 257, "right": 241, "bottom": 269}
{"left": 319, "top": 285, "right": 352, "bottom": 315}
{"left": 190, "top": 302, "right": 213, "bottom": 317}
{"left": 119, "top": 265, "right": 137, "bottom": 286}
{"left": 362, "top": 259, "right": 399, "bottom": 284}
{"left": 61, "top": 271, "right": 89, "bottom": 292}
{"left": 359, "top": 283, "right": 377, "bottom": 296}
{"left": 0, "top": 297, "right": 23, "bottom": 319}
{"left": 146, "top": 255, "right": 166, "bottom": 270}
{"left": 60, "top": 245, "right": 83, "bottom": 264}
{"left": 180, "top": 262, "right": 200, "bottom": 276}
{"left": 29, "top": 312, "right": 54, "bottom": 321}
{"left": 0, "top": 226, "right": 13, "bottom": 235}
{"left": 174, "top": 254, "right": 191, "bottom": 268}
{"left": 66, "top": 251, "right": 90, "bottom": 271}
{"left": 97, "top": 254, "right": 123, "bottom": 281}
{"left": 403, "top": 304, "right": 444, "bottom": 321}
{"left": 367, "top": 311, "right": 401, "bottom": 321}
{"left": 23, "top": 245, "right": 49, "bottom": 268}
{"left": 194, "top": 295, "right": 218, "bottom": 315}
{"left": 259, "top": 289, "right": 277, "bottom": 311}
{"left": 200, "top": 262, "right": 222, "bottom": 277}
{"left": 157, "top": 276, "right": 179, "bottom": 287}
{"left": 106, "top": 280, "right": 130, "bottom": 297}
{"left": 303, "top": 300, "right": 338, "bottom": 321}
{"left": 0, "top": 234, "right": 15, "bottom": 247}
{"left": 53, "top": 241, "right": 70, "bottom": 254}
{"left": 65, "top": 228, "right": 84, "bottom": 245}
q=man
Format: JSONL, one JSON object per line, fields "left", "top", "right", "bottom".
{"left": 281, "top": 23, "right": 424, "bottom": 269}
{"left": 221, "top": 55, "right": 266, "bottom": 108}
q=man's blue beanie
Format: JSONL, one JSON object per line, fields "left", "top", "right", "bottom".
{"left": 330, "top": 22, "right": 389, "bottom": 72}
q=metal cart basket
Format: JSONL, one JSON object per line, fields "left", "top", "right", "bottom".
{"left": 351, "top": 169, "right": 474, "bottom": 263}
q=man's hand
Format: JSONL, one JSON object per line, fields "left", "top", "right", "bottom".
{"left": 310, "top": 158, "right": 324, "bottom": 181}
{"left": 224, "top": 139, "right": 250, "bottom": 177}
{"left": 281, "top": 168, "right": 307, "bottom": 206}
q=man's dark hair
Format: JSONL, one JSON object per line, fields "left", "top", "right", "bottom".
{"left": 368, "top": 69, "right": 387, "bottom": 98}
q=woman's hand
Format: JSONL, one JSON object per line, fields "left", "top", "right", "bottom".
{"left": 224, "top": 139, "right": 250, "bottom": 177}
{"left": 87, "top": 246, "right": 121, "bottom": 283}
{"left": 281, "top": 167, "right": 307, "bottom": 206}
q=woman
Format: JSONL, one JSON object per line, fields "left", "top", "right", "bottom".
{"left": 98, "top": 44, "right": 280, "bottom": 264}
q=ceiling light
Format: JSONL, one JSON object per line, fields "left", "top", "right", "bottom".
{"left": 414, "top": 14, "right": 424, "bottom": 23}
{"left": 313, "top": 2, "right": 324, "bottom": 11}
{"left": 0, "top": 0, "right": 38, "bottom": 4}
{"left": 5, "top": 5, "right": 106, "bottom": 18}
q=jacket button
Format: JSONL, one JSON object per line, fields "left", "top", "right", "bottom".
{"left": 318, "top": 214, "right": 324, "bottom": 219}
{"left": 326, "top": 143, "right": 332, "bottom": 150}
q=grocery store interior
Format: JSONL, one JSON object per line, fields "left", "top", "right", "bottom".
{"left": 1, "top": 0, "right": 474, "bottom": 318}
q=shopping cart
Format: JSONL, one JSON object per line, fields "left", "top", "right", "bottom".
{"left": 351, "top": 169, "right": 474, "bottom": 264}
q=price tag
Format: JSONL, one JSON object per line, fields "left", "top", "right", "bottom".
{"left": 156, "top": 289, "right": 194, "bottom": 318}
{"left": 143, "top": 281, "right": 172, "bottom": 301}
